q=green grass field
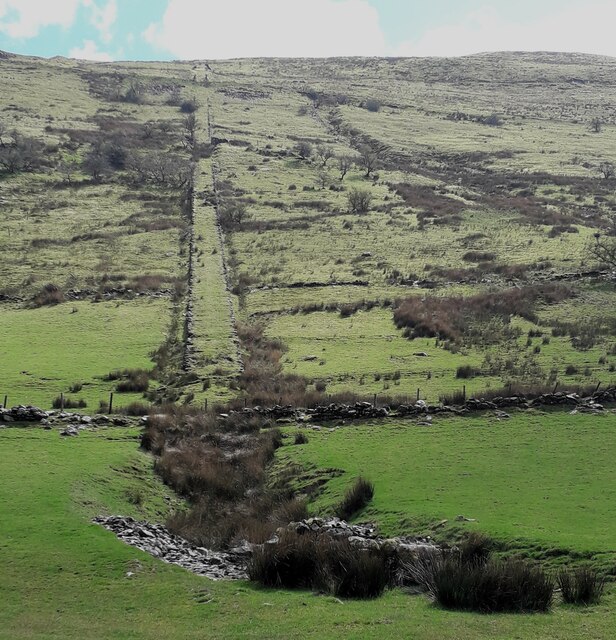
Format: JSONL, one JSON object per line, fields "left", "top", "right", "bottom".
{"left": 1, "top": 424, "right": 615, "bottom": 640}
{"left": 0, "top": 299, "right": 169, "bottom": 409}
{"left": 278, "top": 411, "right": 616, "bottom": 566}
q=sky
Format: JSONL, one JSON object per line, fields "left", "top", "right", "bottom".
{"left": 0, "top": 0, "right": 615, "bottom": 61}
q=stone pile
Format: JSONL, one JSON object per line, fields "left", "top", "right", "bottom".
{"left": 0, "top": 405, "right": 48, "bottom": 422}
{"left": 282, "top": 517, "right": 437, "bottom": 554}
{"left": 94, "top": 516, "right": 248, "bottom": 580}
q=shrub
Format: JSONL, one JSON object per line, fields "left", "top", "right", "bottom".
{"left": 180, "top": 98, "right": 198, "bottom": 113}
{"left": 565, "top": 364, "right": 579, "bottom": 375}
{"left": 294, "top": 141, "right": 313, "bottom": 159}
{"left": 364, "top": 99, "right": 381, "bottom": 113}
{"left": 557, "top": 567, "right": 605, "bottom": 605}
{"left": 336, "top": 477, "right": 374, "bottom": 520}
{"left": 106, "top": 368, "right": 150, "bottom": 393}
{"left": 248, "top": 531, "right": 319, "bottom": 589}
{"left": 31, "top": 283, "right": 64, "bottom": 307}
{"left": 294, "top": 432, "right": 309, "bottom": 445}
{"left": 347, "top": 188, "right": 373, "bottom": 214}
{"left": 319, "top": 539, "right": 387, "bottom": 598}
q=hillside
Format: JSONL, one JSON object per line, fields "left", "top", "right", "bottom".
{"left": 1, "top": 51, "right": 616, "bottom": 409}
{"left": 1, "top": 51, "right": 616, "bottom": 639}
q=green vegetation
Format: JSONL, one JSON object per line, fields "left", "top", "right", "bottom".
{"left": 1, "top": 426, "right": 615, "bottom": 639}
{"left": 278, "top": 411, "right": 616, "bottom": 571}
{"left": 2, "top": 49, "right": 616, "bottom": 638}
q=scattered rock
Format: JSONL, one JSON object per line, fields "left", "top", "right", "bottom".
{"left": 94, "top": 516, "right": 248, "bottom": 580}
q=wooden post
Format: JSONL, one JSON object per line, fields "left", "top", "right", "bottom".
{"left": 60, "top": 393, "right": 64, "bottom": 411}
{"left": 463, "top": 385, "right": 466, "bottom": 401}
{"left": 108, "top": 392, "right": 114, "bottom": 414}
{"left": 416, "top": 388, "right": 420, "bottom": 401}
{"left": 2, "top": 395, "right": 6, "bottom": 409}
{"left": 244, "top": 397, "right": 247, "bottom": 408}
{"left": 204, "top": 398, "right": 208, "bottom": 411}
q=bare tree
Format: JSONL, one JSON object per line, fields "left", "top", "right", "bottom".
{"left": 316, "top": 169, "right": 330, "bottom": 190}
{"left": 182, "top": 113, "right": 197, "bottom": 149}
{"left": 83, "top": 148, "right": 110, "bottom": 183}
{"left": 598, "top": 161, "right": 615, "bottom": 180}
{"left": 315, "top": 144, "right": 334, "bottom": 167}
{"left": 338, "top": 155, "right": 353, "bottom": 180}
{"left": 0, "top": 132, "right": 44, "bottom": 173}
{"left": 587, "top": 233, "right": 616, "bottom": 270}
{"left": 357, "top": 144, "right": 386, "bottom": 178}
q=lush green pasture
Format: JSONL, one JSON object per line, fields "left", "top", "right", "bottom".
{"left": 0, "top": 299, "right": 168, "bottom": 409}
{"left": 279, "top": 411, "right": 616, "bottom": 566}
{"left": 1, "top": 425, "right": 615, "bottom": 640}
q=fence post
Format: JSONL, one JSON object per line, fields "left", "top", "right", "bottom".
{"left": 60, "top": 393, "right": 64, "bottom": 411}
{"left": 108, "top": 392, "right": 114, "bottom": 414}
{"left": 416, "top": 388, "right": 420, "bottom": 401}
{"left": 463, "top": 385, "right": 466, "bottom": 401}
{"left": 204, "top": 398, "right": 208, "bottom": 411}
{"left": 2, "top": 395, "right": 6, "bottom": 409}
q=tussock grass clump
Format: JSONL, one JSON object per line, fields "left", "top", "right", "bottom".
{"left": 455, "top": 365, "right": 480, "bottom": 379}
{"left": 406, "top": 550, "right": 553, "bottom": 613}
{"left": 336, "top": 477, "right": 374, "bottom": 520}
{"left": 557, "top": 567, "right": 605, "bottom": 605}
{"left": 248, "top": 532, "right": 387, "bottom": 599}
{"left": 52, "top": 395, "right": 86, "bottom": 409}
{"left": 105, "top": 368, "right": 150, "bottom": 393}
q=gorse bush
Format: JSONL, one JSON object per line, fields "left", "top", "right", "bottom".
{"left": 557, "top": 567, "right": 605, "bottom": 605}
{"left": 336, "top": 477, "right": 374, "bottom": 520}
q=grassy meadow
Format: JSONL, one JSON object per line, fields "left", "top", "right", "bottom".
{"left": 1, "top": 425, "right": 615, "bottom": 640}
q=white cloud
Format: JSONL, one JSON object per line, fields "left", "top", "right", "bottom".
{"left": 396, "top": 3, "right": 616, "bottom": 58}
{"left": 143, "top": 0, "right": 387, "bottom": 59}
{"left": 69, "top": 39, "right": 112, "bottom": 61}
{"left": 84, "top": 0, "right": 117, "bottom": 43}
{"left": 0, "top": 0, "right": 82, "bottom": 39}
